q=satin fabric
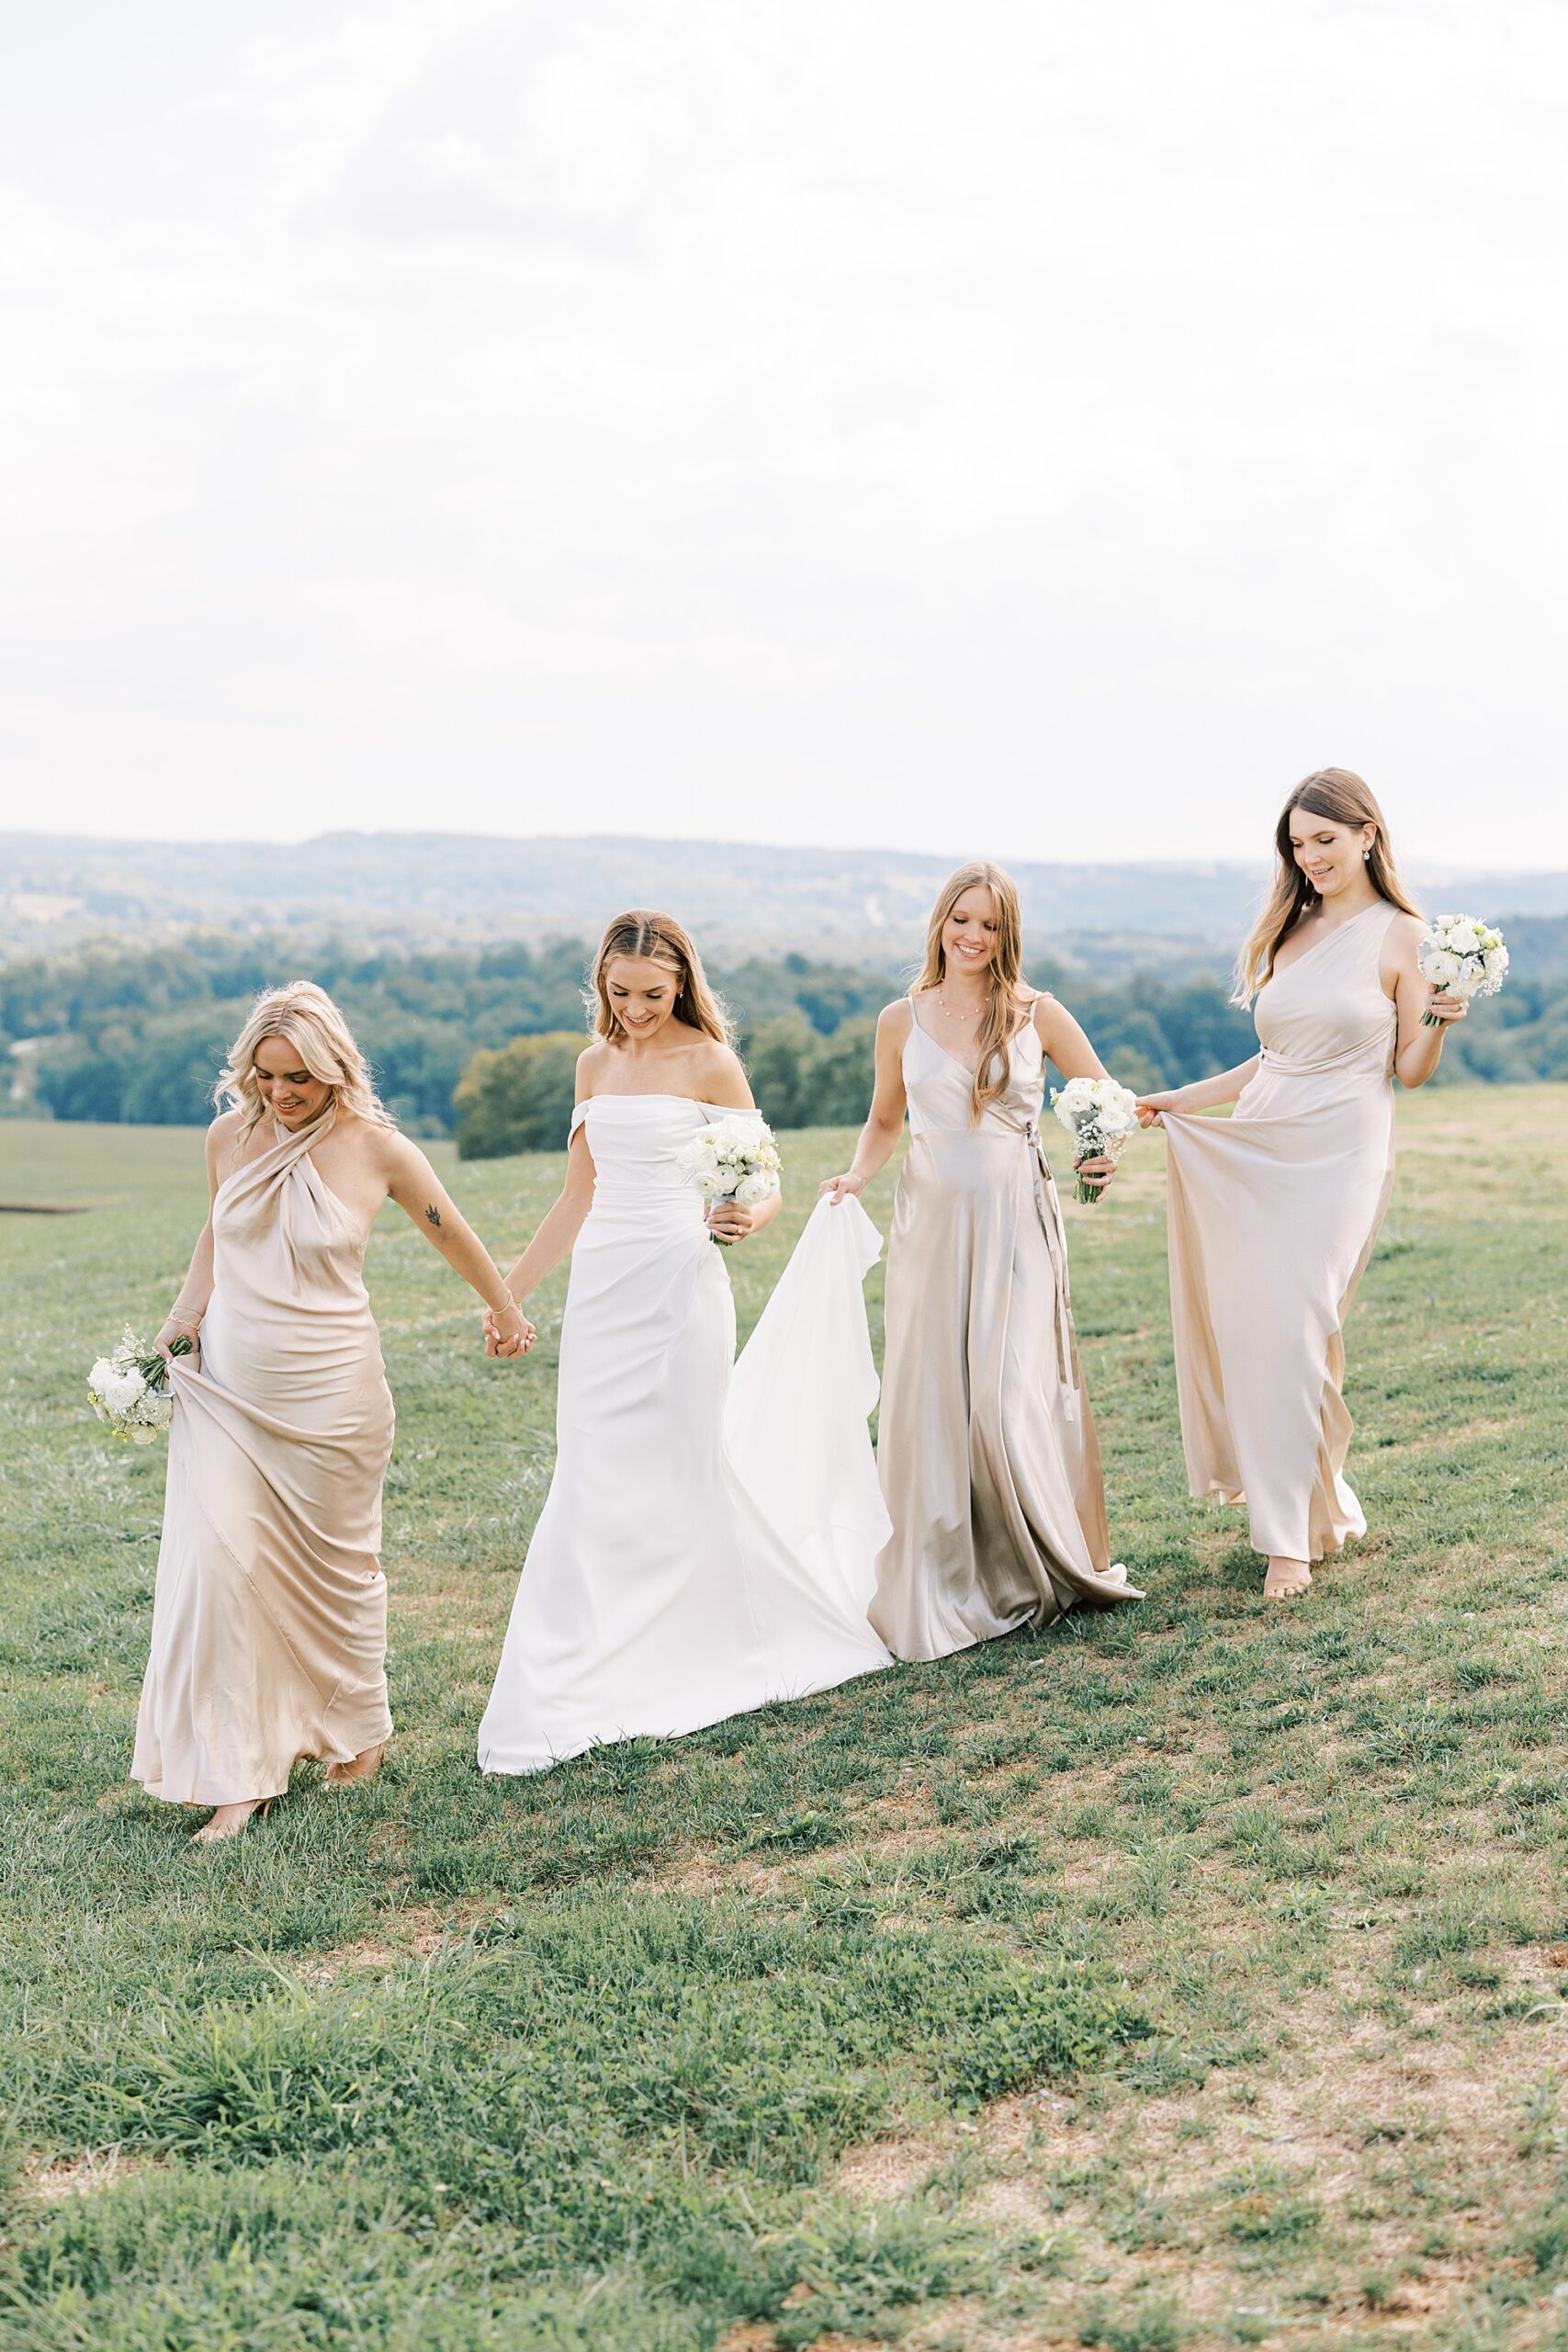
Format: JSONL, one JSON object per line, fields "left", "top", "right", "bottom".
{"left": 1161, "top": 900, "right": 1399, "bottom": 1562}
{"left": 869, "top": 1003, "right": 1140, "bottom": 1664}
{"left": 131, "top": 1114, "right": 394, "bottom": 1804}
{"left": 477, "top": 1096, "right": 891, "bottom": 1776}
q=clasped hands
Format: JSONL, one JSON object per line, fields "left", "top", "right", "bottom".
{"left": 483, "top": 1300, "right": 537, "bottom": 1361}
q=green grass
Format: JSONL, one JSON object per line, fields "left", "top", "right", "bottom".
{"left": 1, "top": 1095, "right": 1565, "bottom": 2351}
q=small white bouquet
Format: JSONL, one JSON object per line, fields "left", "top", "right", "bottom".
{"left": 1050, "top": 1077, "right": 1141, "bottom": 1204}
{"left": 1417, "top": 914, "right": 1508, "bottom": 1027}
{"left": 677, "top": 1114, "right": 783, "bottom": 1246}
{"left": 87, "top": 1326, "right": 192, "bottom": 1443}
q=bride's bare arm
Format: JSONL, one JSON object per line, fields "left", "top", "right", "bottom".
{"left": 819, "top": 1003, "right": 910, "bottom": 1204}
{"left": 493, "top": 1129, "right": 598, "bottom": 1314}
{"left": 382, "top": 1133, "right": 534, "bottom": 1353}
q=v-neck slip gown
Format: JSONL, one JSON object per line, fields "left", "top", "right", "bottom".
{"left": 477, "top": 1097, "right": 893, "bottom": 1776}
{"left": 131, "top": 1114, "right": 395, "bottom": 1805}
{"left": 1160, "top": 901, "right": 1399, "bottom": 1563}
{"left": 869, "top": 1005, "right": 1141, "bottom": 1664}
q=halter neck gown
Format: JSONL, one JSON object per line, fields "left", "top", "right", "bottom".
{"left": 132, "top": 1114, "right": 395, "bottom": 1805}
{"left": 1160, "top": 901, "right": 1399, "bottom": 1563}
{"left": 478, "top": 1096, "right": 892, "bottom": 1775}
{"left": 869, "top": 1000, "right": 1141, "bottom": 1662}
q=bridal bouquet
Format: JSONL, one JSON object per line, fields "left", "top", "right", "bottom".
{"left": 1417, "top": 914, "right": 1508, "bottom": 1026}
{"left": 677, "top": 1115, "right": 783, "bottom": 1245}
{"left": 1050, "top": 1077, "right": 1141, "bottom": 1204}
{"left": 87, "top": 1326, "right": 192, "bottom": 1442}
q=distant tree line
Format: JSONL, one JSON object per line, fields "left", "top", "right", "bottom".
{"left": 5, "top": 925, "right": 1564, "bottom": 1148}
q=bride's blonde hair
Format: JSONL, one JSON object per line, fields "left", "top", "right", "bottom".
{"left": 217, "top": 981, "right": 393, "bottom": 1139}
{"left": 1233, "top": 769, "right": 1422, "bottom": 1006}
{"left": 913, "top": 861, "right": 1033, "bottom": 1125}
{"left": 588, "top": 910, "right": 732, "bottom": 1046}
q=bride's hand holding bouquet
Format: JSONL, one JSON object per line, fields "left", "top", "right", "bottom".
{"left": 679, "top": 1115, "right": 783, "bottom": 1247}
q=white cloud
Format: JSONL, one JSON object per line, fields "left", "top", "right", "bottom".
{"left": 0, "top": 0, "right": 1563, "bottom": 863}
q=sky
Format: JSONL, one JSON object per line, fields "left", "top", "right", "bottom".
{"left": 3, "top": 0, "right": 1565, "bottom": 866}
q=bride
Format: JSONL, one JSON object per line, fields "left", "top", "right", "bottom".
{"left": 476, "top": 910, "right": 892, "bottom": 1775}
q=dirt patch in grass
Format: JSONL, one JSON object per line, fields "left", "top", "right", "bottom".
{"left": 304, "top": 1897, "right": 505, "bottom": 1981}
{"left": 829, "top": 1952, "right": 1565, "bottom": 2346}
{"left": 22, "top": 2147, "right": 163, "bottom": 2201}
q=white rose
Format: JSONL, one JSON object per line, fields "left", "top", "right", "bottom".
{"left": 1446, "top": 920, "right": 1480, "bottom": 955}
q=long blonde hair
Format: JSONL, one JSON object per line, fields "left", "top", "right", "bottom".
{"left": 588, "top": 910, "right": 732, "bottom": 1046}
{"left": 1233, "top": 769, "right": 1423, "bottom": 1007}
{"left": 913, "top": 861, "right": 1033, "bottom": 1124}
{"left": 216, "top": 981, "right": 393, "bottom": 1139}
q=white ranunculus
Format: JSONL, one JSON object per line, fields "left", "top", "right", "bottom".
{"left": 1422, "top": 947, "right": 1461, "bottom": 988}
{"left": 733, "top": 1171, "right": 777, "bottom": 1208}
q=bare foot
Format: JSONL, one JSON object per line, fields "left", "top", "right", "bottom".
{"left": 325, "top": 1740, "right": 388, "bottom": 1788}
{"left": 1264, "top": 1556, "right": 1313, "bottom": 1601}
{"left": 192, "top": 1799, "right": 272, "bottom": 1845}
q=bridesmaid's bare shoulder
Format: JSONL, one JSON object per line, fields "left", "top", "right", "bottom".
{"left": 876, "top": 999, "right": 915, "bottom": 1034}
{"left": 204, "top": 1107, "right": 246, "bottom": 1172}
{"left": 1379, "top": 910, "right": 1427, "bottom": 988}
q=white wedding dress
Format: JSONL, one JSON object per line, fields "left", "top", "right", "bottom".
{"left": 477, "top": 1096, "right": 894, "bottom": 1775}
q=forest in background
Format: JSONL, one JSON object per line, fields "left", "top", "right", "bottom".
{"left": 5, "top": 922, "right": 1566, "bottom": 1148}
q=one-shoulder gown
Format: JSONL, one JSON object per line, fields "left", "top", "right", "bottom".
{"left": 1160, "top": 901, "right": 1399, "bottom": 1563}
{"left": 477, "top": 1097, "right": 893, "bottom": 1774}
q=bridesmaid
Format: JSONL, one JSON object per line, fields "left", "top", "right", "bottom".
{"left": 132, "top": 982, "right": 533, "bottom": 1842}
{"left": 1138, "top": 769, "right": 1466, "bottom": 1601}
{"left": 820, "top": 861, "right": 1143, "bottom": 1662}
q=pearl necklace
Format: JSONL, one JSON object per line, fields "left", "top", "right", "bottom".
{"left": 935, "top": 987, "right": 991, "bottom": 1023}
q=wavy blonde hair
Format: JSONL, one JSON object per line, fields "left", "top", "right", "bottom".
{"left": 588, "top": 910, "right": 732, "bottom": 1046}
{"left": 913, "top": 861, "right": 1034, "bottom": 1124}
{"left": 217, "top": 981, "right": 393, "bottom": 1140}
{"left": 1233, "top": 769, "right": 1422, "bottom": 1007}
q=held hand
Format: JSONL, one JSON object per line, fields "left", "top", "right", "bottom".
{"left": 707, "top": 1200, "right": 758, "bottom": 1244}
{"left": 483, "top": 1301, "right": 537, "bottom": 1361}
{"left": 1074, "top": 1155, "right": 1117, "bottom": 1195}
{"left": 818, "top": 1171, "right": 864, "bottom": 1206}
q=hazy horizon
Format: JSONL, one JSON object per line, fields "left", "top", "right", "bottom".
{"left": 6, "top": 818, "right": 1568, "bottom": 882}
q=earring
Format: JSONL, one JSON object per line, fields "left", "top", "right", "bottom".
{"left": 1363, "top": 848, "right": 1371, "bottom": 862}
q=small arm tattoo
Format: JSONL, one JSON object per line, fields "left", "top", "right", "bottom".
{"left": 425, "top": 1204, "right": 442, "bottom": 1228}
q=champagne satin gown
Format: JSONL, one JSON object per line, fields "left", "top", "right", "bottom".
{"left": 1161, "top": 900, "right": 1399, "bottom": 1563}
{"left": 869, "top": 1001, "right": 1141, "bottom": 1663}
{"left": 477, "top": 1097, "right": 892, "bottom": 1776}
{"left": 131, "top": 1114, "right": 395, "bottom": 1804}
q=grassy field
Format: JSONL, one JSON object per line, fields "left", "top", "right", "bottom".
{"left": 0, "top": 1096, "right": 1564, "bottom": 2352}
